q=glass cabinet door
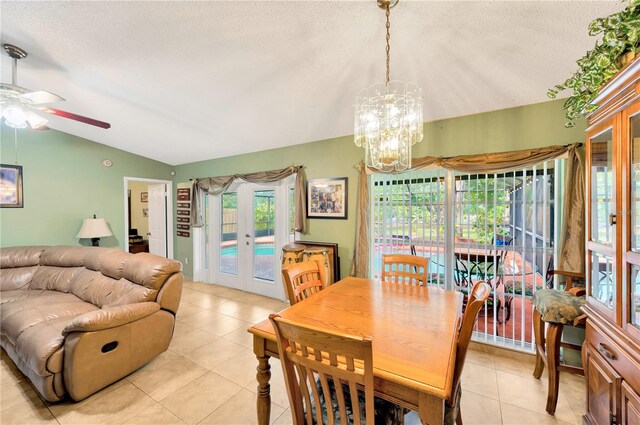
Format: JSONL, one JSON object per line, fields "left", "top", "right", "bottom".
{"left": 627, "top": 109, "right": 640, "bottom": 330}
{"left": 588, "top": 126, "right": 617, "bottom": 315}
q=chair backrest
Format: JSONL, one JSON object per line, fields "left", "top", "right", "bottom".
{"left": 449, "top": 281, "right": 491, "bottom": 404}
{"left": 381, "top": 254, "right": 429, "bottom": 286}
{"left": 282, "top": 261, "right": 326, "bottom": 306}
{"left": 270, "top": 314, "right": 375, "bottom": 425}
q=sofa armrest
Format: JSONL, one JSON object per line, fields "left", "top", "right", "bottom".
{"left": 62, "top": 302, "right": 160, "bottom": 335}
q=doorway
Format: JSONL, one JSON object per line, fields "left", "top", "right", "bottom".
{"left": 124, "top": 177, "right": 173, "bottom": 258}
{"left": 198, "top": 179, "right": 292, "bottom": 299}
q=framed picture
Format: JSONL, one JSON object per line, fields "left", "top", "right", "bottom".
{"left": 307, "top": 177, "right": 347, "bottom": 219}
{"left": 0, "top": 164, "right": 23, "bottom": 208}
{"left": 141, "top": 192, "right": 148, "bottom": 202}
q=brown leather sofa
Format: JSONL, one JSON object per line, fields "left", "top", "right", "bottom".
{"left": 0, "top": 246, "right": 183, "bottom": 402}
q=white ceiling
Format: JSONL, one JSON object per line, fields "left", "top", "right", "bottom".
{"left": 0, "top": 1, "right": 623, "bottom": 165}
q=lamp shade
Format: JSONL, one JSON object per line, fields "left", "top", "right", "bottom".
{"left": 76, "top": 218, "right": 113, "bottom": 239}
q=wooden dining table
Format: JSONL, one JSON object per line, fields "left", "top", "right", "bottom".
{"left": 248, "top": 276, "right": 464, "bottom": 425}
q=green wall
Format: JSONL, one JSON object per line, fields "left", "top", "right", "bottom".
{"left": 0, "top": 127, "right": 172, "bottom": 249}
{"left": 173, "top": 99, "right": 586, "bottom": 278}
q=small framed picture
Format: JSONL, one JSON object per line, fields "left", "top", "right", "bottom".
{"left": 0, "top": 164, "right": 23, "bottom": 208}
{"left": 307, "top": 177, "right": 347, "bottom": 220}
{"left": 141, "top": 192, "right": 148, "bottom": 202}
{"left": 142, "top": 208, "right": 148, "bottom": 217}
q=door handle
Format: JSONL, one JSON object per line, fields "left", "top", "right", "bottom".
{"left": 609, "top": 213, "right": 616, "bottom": 226}
{"left": 245, "top": 233, "right": 251, "bottom": 237}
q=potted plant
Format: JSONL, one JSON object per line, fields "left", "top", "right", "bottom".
{"left": 548, "top": 0, "right": 640, "bottom": 127}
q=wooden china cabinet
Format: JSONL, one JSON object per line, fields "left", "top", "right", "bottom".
{"left": 583, "top": 54, "right": 640, "bottom": 425}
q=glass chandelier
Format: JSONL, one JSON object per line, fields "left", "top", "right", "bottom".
{"left": 354, "top": 0, "right": 423, "bottom": 172}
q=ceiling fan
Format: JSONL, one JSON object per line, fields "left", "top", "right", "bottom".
{"left": 1, "top": 43, "right": 110, "bottom": 130}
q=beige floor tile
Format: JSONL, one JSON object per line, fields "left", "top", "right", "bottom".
{"left": 124, "top": 403, "right": 185, "bottom": 424}
{"left": 466, "top": 349, "right": 496, "bottom": 369}
{"left": 160, "top": 372, "right": 242, "bottom": 425}
{"left": 184, "top": 337, "right": 246, "bottom": 370}
{"left": 500, "top": 401, "right": 576, "bottom": 424}
{"left": 197, "top": 315, "right": 252, "bottom": 337}
{"left": 210, "top": 299, "right": 250, "bottom": 315}
{"left": 459, "top": 390, "right": 503, "bottom": 424}
{"left": 222, "top": 326, "right": 254, "bottom": 347}
{"left": 1, "top": 375, "right": 40, "bottom": 412}
{"left": 174, "top": 309, "right": 224, "bottom": 328}
{"left": 228, "top": 305, "right": 274, "bottom": 323}
{"left": 200, "top": 388, "right": 284, "bottom": 424}
{"left": 213, "top": 348, "right": 260, "bottom": 387}
{"left": 54, "top": 382, "right": 155, "bottom": 425}
{"left": 129, "top": 357, "right": 208, "bottom": 402}
{"left": 214, "top": 287, "right": 249, "bottom": 301}
{"left": 260, "top": 298, "right": 290, "bottom": 312}
{"left": 460, "top": 363, "right": 499, "bottom": 400}
{"left": 168, "top": 327, "right": 217, "bottom": 356}
{"left": 47, "top": 378, "right": 131, "bottom": 416}
{"left": 185, "top": 293, "right": 230, "bottom": 310}
{"left": 174, "top": 302, "right": 205, "bottom": 319}
{"left": 0, "top": 398, "right": 56, "bottom": 425}
{"left": 273, "top": 409, "right": 293, "bottom": 425}
{"left": 172, "top": 320, "right": 196, "bottom": 337}
{"left": 496, "top": 370, "right": 576, "bottom": 424}
{"left": 493, "top": 353, "right": 540, "bottom": 378}
{"left": 133, "top": 350, "right": 183, "bottom": 375}
{"left": 560, "top": 374, "right": 587, "bottom": 419}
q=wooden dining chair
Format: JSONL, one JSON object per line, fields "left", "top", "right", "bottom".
{"left": 269, "top": 314, "right": 404, "bottom": 425}
{"left": 445, "top": 281, "right": 492, "bottom": 425}
{"left": 381, "top": 254, "right": 429, "bottom": 286}
{"left": 282, "top": 261, "right": 326, "bottom": 306}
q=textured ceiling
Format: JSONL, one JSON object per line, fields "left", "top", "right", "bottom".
{"left": 0, "top": 1, "right": 623, "bottom": 165}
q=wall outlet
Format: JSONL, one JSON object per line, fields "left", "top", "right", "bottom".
{"left": 184, "top": 257, "right": 189, "bottom": 265}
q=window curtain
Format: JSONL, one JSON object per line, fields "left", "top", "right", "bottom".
{"left": 350, "top": 162, "right": 369, "bottom": 278}
{"left": 350, "top": 143, "right": 585, "bottom": 277}
{"left": 190, "top": 165, "right": 307, "bottom": 234}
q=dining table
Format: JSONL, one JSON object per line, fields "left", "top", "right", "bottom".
{"left": 248, "top": 276, "right": 464, "bottom": 425}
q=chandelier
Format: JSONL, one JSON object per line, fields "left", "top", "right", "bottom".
{"left": 354, "top": 0, "right": 423, "bottom": 172}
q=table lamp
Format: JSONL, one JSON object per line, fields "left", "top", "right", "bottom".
{"left": 77, "top": 215, "right": 113, "bottom": 246}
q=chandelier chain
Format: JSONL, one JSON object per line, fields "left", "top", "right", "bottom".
{"left": 385, "top": 5, "right": 390, "bottom": 85}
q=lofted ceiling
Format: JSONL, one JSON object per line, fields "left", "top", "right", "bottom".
{"left": 0, "top": 1, "right": 623, "bottom": 165}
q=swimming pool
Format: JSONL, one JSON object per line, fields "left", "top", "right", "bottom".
{"left": 221, "top": 244, "right": 275, "bottom": 257}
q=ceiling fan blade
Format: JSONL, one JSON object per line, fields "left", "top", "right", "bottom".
{"left": 39, "top": 107, "right": 111, "bottom": 129}
{"left": 25, "top": 111, "right": 49, "bottom": 129}
{"left": 19, "top": 90, "right": 65, "bottom": 105}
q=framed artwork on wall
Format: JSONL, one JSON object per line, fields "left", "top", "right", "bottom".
{"left": 141, "top": 192, "right": 148, "bottom": 202}
{"left": 307, "top": 177, "right": 348, "bottom": 219}
{"left": 0, "top": 164, "right": 23, "bottom": 208}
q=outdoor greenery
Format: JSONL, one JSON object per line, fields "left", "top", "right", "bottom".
{"left": 547, "top": 0, "right": 640, "bottom": 127}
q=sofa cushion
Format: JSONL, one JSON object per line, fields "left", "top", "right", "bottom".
{"left": 1, "top": 288, "right": 59, "bottom": 304}
{"left": 30, "top": 266, "right": 83, "bottom": 293}
{"left": 39, "top": 246, "right": 89, "bottom": 268}
{"left": 0, "top": 246, "right": 46, "bottom": 269}
{"left": 1, "top": 291, "right": 98, "bottom": 346}
{"left": 0, "top": 267, "right": 38, "bottom": 291}
{"left": 69, "top": 269, "right": 155, "bottom": 308}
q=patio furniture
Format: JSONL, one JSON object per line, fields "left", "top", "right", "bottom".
{"left": 532, "top": 277, "right": 586, "bottom": 415}
{"left": 249, "top": 277, "right": 464, "bottom": 425}
{"left": 381, "top": 254, "right": 429, "bottom": 286}
{"left": 269, "top": 314, "right": 404, "bottom": 424}
{"left": 454, "top": 251, "right": 502, "bottom": 323}
{"left": 282, "top": 261, "right": 326, "bottom": 306}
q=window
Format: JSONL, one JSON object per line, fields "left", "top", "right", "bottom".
{"left": 372, "top": 161, "right": 560, "bottom": 352}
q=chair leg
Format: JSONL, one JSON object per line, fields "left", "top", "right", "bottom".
{"left": 456, "top": 408, "right": 463, "bottom": 425}
{"left": 546, "top": 323, "right": 564, "bottom": 415}
{"left": 532, "top": 308, "right": 545, "bottom": 379}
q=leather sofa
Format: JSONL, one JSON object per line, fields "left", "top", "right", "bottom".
{"left": 0, "top": 246, "right": 183, "bottom": 402}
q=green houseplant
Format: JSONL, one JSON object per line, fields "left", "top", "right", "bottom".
{"left": 548, "top": 0, "right": 640, "bottom": 127}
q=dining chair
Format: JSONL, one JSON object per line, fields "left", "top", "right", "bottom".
{"left": 269, "top": 314, "right": 404, "bottom": 425}
{"left": 381, "top": 254, "right": 429, "bottom": 286}
{"left": 532, "top": 270, "right": 586, "bottom": 415}
{"left": 445, "top": 281, "right": 492, "bottom": 425}
{"left": 282, "top": 261, "right": 326, "bottom": 306}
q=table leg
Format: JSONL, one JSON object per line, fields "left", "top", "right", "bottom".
{"left": 256, "top": 354, "right": 272, "bottom": 425}
{"left": 418, "top": 393, "right": 444, "bottom": 425}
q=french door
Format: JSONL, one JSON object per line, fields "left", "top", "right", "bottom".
{"left": 207, "top": 181, "right": 290, "bottom": 299}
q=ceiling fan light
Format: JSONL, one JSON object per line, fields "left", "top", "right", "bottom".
{"left": 25, "top": 111, "right": 48, "bottom": 129}
{"left": 2, "top": 103, "right": 28, "bottom": 129}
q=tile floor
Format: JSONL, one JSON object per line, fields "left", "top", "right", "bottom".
{"left": 0, "top": 280, "right": 587, "bottom": 425}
